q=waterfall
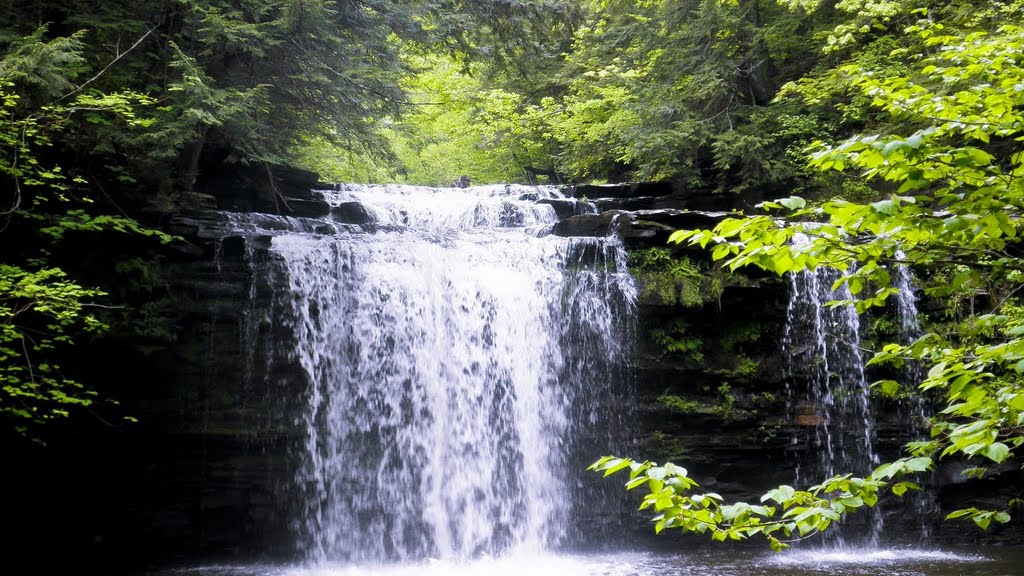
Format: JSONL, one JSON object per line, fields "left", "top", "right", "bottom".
{"left": 892, "top": 252, "right": 922, "bottom": 345}
{"left": 892, "top": 252, "right": 937, "bottom": 538}
{"left": 893, "top": 250, "right": 927, "bottom": 389}
{"left": 783, "top": 265, "right": 882, "bottom": 546}
{"left": 261, "top": 184, "right": 635, "bottom": 563}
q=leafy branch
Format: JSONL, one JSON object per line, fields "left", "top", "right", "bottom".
{"left": 590, "top": 455, "right": 933, "bottom": 551}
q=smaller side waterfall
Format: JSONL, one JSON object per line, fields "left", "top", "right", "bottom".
{"left": 892, "top": 253, "right": 938, "bottom": 538}
{"left": 893, "top": 251, "right": 927, "bottom": 389}
{"left": 893, "top": 255, "right": 922, "bottom": 343}
{"left": 783, "top": 266, "right": 882, "bottom": 546}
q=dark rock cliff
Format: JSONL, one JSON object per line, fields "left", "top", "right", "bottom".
{"left": 3, "top": 178, "right": 1016, "bottom": 572}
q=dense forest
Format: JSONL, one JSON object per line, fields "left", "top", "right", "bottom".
{"left": 3, "top": 0, "right": 1024, "bottom": 555}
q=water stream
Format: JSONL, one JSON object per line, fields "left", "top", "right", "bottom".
{"left": 159, "top": 548, "right": 1017, "bottom": 576}
{"left": 265, "top": 184, "right": 636, "bottom": 563}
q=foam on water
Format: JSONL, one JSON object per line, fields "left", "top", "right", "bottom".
{"left": 284, "top": 552, "right": 654, "bottom": 576}
{"left": 767, "top": 548, "right": 985, "bottom": 566}
{"left": 322, "top": 183, "right": 569, "bottom": 230}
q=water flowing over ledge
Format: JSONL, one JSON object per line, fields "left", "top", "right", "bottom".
{"left": 241, "top": 184, "right": 637, "bottom": 563}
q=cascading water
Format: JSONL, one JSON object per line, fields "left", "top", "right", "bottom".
{"left": 783, "top": 264, "right": 882, "bottom": 546}
{"left": 264, "top": 184, "right": 635, "bottom": 564}
{"left": 893, "top": 251, "right": 927, "bottom": 389}
{"left": 892, "top": 252, "right": 930, "bottom": 434}
{"left": 892, "top": 252, "right": 922, "bottom": 347}
{"left": 892, "top": 252, "right": 937, "bottom": 538}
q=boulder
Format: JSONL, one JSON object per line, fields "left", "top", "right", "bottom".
{"left": 536, "top": 198, "right": 596, "bottom": 219}
{"left": 551, "top": 211, "right": 624, "bottom": 237}
{"left": 330, "top": 201, "right": 374, "bottom": 226}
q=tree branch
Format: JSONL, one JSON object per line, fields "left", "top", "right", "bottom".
{"left": 56, "top": 25, "right": 159, "bottom": 103}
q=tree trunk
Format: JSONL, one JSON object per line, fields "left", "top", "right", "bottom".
{"left": 738, "top": 0, "right": 775, "bottom": 106}
{"left": 177, "top": 129, "right": 207, "bottom": 193}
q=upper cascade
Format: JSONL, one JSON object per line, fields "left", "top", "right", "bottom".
{"left": 323, "top": 183, "right": 571, "bottom": 231}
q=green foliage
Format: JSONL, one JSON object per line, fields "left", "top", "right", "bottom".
{"left": 0, "top": 0, "right": 581, "bottom": 193}
{"left": 1, "top": 31, "right": 171, "bottom": 435}
{"left": 629, "top": 248, "right": 722, "bottom": 307}
{"left": 0, "top": 27, "right": 88, "bottom": 99}
{"left": 658, "top": 385, "right": 740, "bottom": 419}
{"left": 603, "top": 14, "right": 1024, "bottom": 546}
{"left": 387, "top": 53, "right": 540, "bottom": 185}
{"left": 292, "top": 134, "right": 398, "bottom": 184}
{"left": 293, "top": 48, "right": 569, "bottom": 185}
{"left": 590, "top": 454, "right": 932, "bottom": 550}
{"left": 712, "top": 355, "right": 761, "bottom": 382}
{"left": 521, "top": 0, "right": 838, "bottom": 188}
{"left": 658, "top": 394, "right": 725, "bottom": 417}
{"left": 0, "top": 266, "right": 105, "bottom": 432}
{"left": 287, "top": 0, "right": 842, "bottom": 188}
{"left": 650, "top": 320, "right": 705, "bottom": 363}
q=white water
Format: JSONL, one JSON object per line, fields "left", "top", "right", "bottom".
{"left": 783, "top": 263, "right": 882, "bottom": 545}
{"left": 268, "top": 184, "right": 635, "bottom": 564}
{"left": 891, "top": 251, "right": 937, "bottom": 537}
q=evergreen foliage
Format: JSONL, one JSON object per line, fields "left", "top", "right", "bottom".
{"left": 0, "top": 0, "right": 578, "bottom": 432}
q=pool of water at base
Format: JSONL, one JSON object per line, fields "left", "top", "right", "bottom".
{"left": 156, "top": 547, "right": 1024, "bottom": 576}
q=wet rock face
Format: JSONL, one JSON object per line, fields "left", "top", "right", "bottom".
{"left": 535, "top": 198, "right": 595, "bottom": 219}
{"left": 1, "top": 228, "right": 315, "bottom": 571}
{"left": 550, "top": 209, "right": 733, "bottom": 249}
{"left": 193, "top": 162, "right": 331, "bottom": 218}
{"left": 551, "top": 211, "right": 622, "bottom": 237}
{"left": 9, "top": 181, "right": 987, "bottom": 571}
{"left": 331, "top": 201, "right": 374, "bottom": 225}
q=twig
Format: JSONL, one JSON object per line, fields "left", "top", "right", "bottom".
{"left": 264, "top": 162, "right": 291, "bottom": 214}
{"left": 991, "top": 283, "right": 1024, "bottom": 315}
{"left": 56, "top": 25, "right": 159, "bottom": 103}
{"left": 20, "top": 335, "right": 35, "bottom": 384}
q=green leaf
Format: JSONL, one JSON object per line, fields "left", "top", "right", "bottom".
{"left": 778, "top": 196, "right": 807, "bottom": 210}
{"left": 873, "top": 380, "right": 901, "bottom": 397}
{"left": 904, "top": 457, "right": 933, "bottom": 472}
{"left": 984, "top": 442, "right": 1010, "bottom": 464}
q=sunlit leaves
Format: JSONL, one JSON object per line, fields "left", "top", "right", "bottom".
{"left": 945, "top": 507, "right": 1012, "bottom": 530}
{"left": 591, "top": 455, "right": 931, "bottom": 550}
{"left": 671, "top": 23, "right": 1024, "bottom": 310}
{"left": 1, "top": 36, "right": 165, "bottom": 434}
{"left": 0, "top": 265, "right": 106, "bottom": 429}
